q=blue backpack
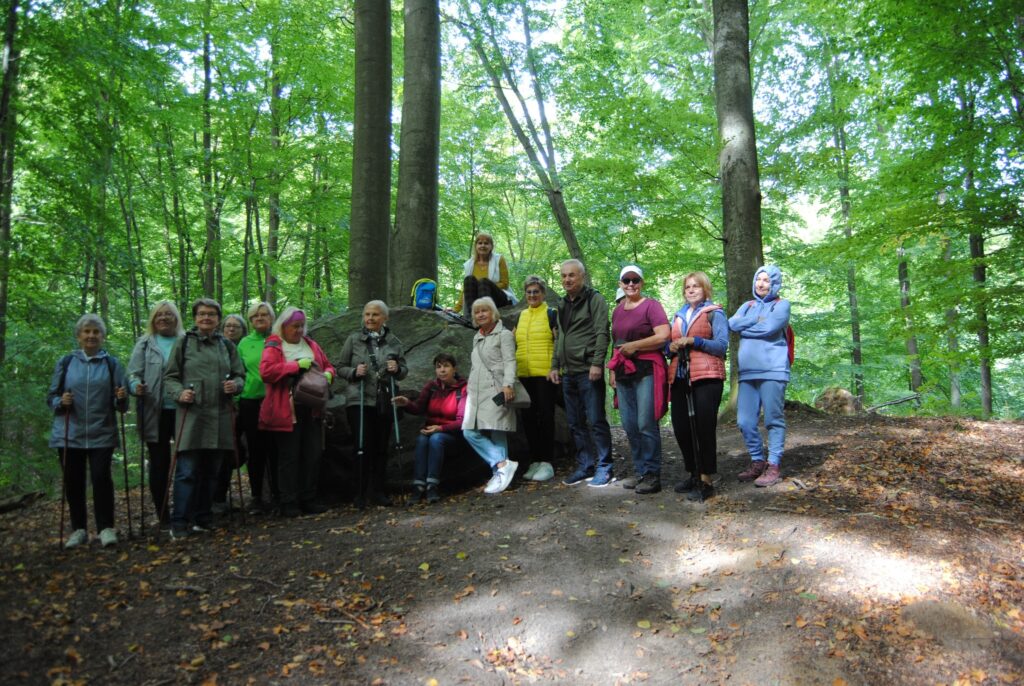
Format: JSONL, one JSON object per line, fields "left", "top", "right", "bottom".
{"left": 411, "top": 278, "right": 438, "bottom": 310}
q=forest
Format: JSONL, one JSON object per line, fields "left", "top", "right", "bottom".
{"left": 0, "top": 0, "right": 1022, "bottom": 495}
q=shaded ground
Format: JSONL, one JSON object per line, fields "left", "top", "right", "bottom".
{"left": 2, "top": 410, "right": 1024, "bottom": 685}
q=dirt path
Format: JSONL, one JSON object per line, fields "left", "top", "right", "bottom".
{"left": 2, "top": 412, "right": 1023, "bottom": 685}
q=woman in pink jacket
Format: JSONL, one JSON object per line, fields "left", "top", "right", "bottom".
{"left": 259, "top": 307, "right": 335, "bottom": 517}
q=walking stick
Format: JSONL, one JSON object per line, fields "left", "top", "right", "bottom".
{"left": 137, "top": 394, "right": 146, "bottom": 537}
{"left": 356, "top": 377, "right": 365, "bottom": 506}
{"left": 386, "top": 355, "right": 403, "bottom": 451}
{"left": 59, "top": 412, "right": 70, "bottom": 550}
{"left": 226, "top": 374, "right": 246, "bottom": 524}
{"left": 682, "top": 347, "right": 704, "bottom": 499}
{"left": 118, "top": 409, "right": 133, "bottom": 539}
{"left": 161, "top": 384, "right": 193, "bottom": 534}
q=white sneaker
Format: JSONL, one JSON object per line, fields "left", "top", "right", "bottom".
{"left": 64, "top": 529, "right": 87, "bottom": 549}
{"left": 488, "top": 460, "right": 518, "bottom": 495}
{"left": 483, "top": 472, "right": 502, "bottom": 494}
{"left": 99, "top": 528, "right": 118, "bottom": 547}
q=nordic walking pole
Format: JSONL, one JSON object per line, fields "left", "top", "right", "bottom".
{"left": 386, "top": 354, "right": 403, "bottom": 451}
{"left": 226, "top": 373, "right": 246, "bottom": 524}
{"left": 357, "top": 377, "right": 365, "bottom": 506}
{"left": 59, "top": 411, "right": 70, "bottom": 550}
{"left": 118, "top": 409, "right": 134, "bottom": 539}
{"left": 682, "top": 347, "right": 704, "bottom": 499}
{"left": 137, "top": 390, "right": 146, "bottom": 537}
{"left": 161, "top": 384, "right": 193, "bottom": 534}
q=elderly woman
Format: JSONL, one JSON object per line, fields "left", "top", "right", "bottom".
{"left": 513, "top": 276, "right": 558, "bottom": 479}
{"left": 212, "top": 312, "right": 249, "bottom": 514}
{"left": 667, "top": 272, "right": 728, "bottom": 501}
{"left": 337, "top": 300, "right": 408, "bottom": 508}
{"left": 127, "top": 301, "right": 185, "bottom": 526}
{"left": 47, "top": 314, "right": 129, "bottom": 548}
{"left": 393, "top": 352, "right": 468, "bottom": 504}
{"left": 730, "top": 265, "right": 791, "bottom": 488}
{"left": 163, "top": 298, "right": 245, "bottom": 539}
{"left": 454, "top": 232, "right": 516, "bottom": 316}
{"left": 608, "top": 266, "right": 669, "bottom": 495}
{"left": 237, "top": 301, "right": 277, "bottom": 512}
{"left": 258, "top": 307, "right": 335, "bottom": 517}
{"left": 462, "top": 296, "right": 519, "bottom": 494}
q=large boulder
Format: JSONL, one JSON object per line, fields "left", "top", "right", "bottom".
{"left": 308, "top": 305, "right": 569, "bottom": 500}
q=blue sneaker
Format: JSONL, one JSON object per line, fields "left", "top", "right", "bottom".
{"left": 588, "top": 471, "right": 615, "bottom": 488}
{"left": 562, "top": 467, "right": 595, "bottom": 485}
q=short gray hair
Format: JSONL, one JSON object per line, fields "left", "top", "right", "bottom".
{"left": 75, "top": 313, "right": 106, "bottom": 337}
{"left": 364, "top": 300, "right": 389, "bottom": 318}
{"left": 222, "top": 314, "right": 248, "bottom": 337}
{"left": 523, "top": 275, "right": 547, "bottom": 293}
{"left": 561, "top": 259, "right": 585, "bottom": 275}
{"left": 246, "top": 301, "right": 276, "bottom": 322}
{"left": 471, "top": 296, "right": 500, "bottom": 321}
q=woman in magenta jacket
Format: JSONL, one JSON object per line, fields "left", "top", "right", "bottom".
{"left": 258, "top": 307, "right": 336, "bottom": 517}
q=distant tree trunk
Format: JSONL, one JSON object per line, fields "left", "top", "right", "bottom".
{"left": 201, "top": 1, "right": 217, "bottom": 298}
{"left": 0, "top": 0, "right": 20, "bottom": 365}
{"left": 713, "top": 0, "right": 765, "bottom": 396}
{"left": 455, "top": 1, "right": 585, "bottom": 269}
{"left": 897, "top": 243, "right": 924, "bottom": 392}
{"left": 349, "top": 0, "right": 392, "bottom": 308}
{"left": 941, "top": 235, "right": 960, "bottom": 409}
{"left": 391, "top": 0, "right": 440, "bottom": 304}
{"left": 266, "top": 37, "right": 282, "bottom": 307}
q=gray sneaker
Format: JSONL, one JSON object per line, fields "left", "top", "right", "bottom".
{"left": 98, "top": 527, "right": 118, "bottom": 548}
{"left": 64, "top": 529, "right": 87, "bottom": 549}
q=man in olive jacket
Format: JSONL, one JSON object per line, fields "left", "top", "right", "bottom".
{"left": 548, "top": 259, "right": 614, "bottom": 487}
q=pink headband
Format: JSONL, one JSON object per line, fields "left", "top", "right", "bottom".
{"left": 283, "top": 310, "right": 306, "bottom": 327}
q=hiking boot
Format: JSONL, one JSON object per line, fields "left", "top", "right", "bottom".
{"left": 635, "top": 476, "right": 661, "bottom": 494}
{"left": 64, "top": 529, "right": 87, "bottom": 549}
{"left": 674, "top": 474, "right": 698, "bottom": 494}
{"left": 99, "top": 528, "right": 118, "bottom": 548}
{"left": 687, "top": 481, "right": 715, "bottom": 502}
{"left": 587, "top": 470, "right": 615, "bottom": 488}
{"left": 211, "top": 501, "right": 229, "bottom": 516}
{"left": 562, "top": 467, "right": 595, "bottom": 486}
{"left": 620, "top": 475, "right": 642, "bottom": 490}
{"left": 754, "top": 464, "right": 782, "bottom": 487}
{"left": 426, "top": 485, "right": 441, "bottom": 504}
{"left": 738, "top": 460, "right": 767, "bottom": 482}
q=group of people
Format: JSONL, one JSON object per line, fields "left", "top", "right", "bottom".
{"left": 47, "top": 232, "right": 791, "bottom": 549}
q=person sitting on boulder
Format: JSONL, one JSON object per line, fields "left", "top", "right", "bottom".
{"left": 453, "top": 232, "right": 516, "bottom": 316}
{"left": 392, "top": 352, "right": 468, "bottom": 504}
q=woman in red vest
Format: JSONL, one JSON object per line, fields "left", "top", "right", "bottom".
{"left": 667, "top": 272, "right": 728, "bottom": 501}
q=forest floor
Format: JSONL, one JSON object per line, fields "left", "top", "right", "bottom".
{"left": 2, "top": 409, "right": 1024, "bottom": 686}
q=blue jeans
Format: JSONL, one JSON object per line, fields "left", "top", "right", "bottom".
{"left": 736, "top": 379, "right": 787, "bottom": 465}
{"left": 171, "top": 449, "right": 223, "bottom": 530}
{"left": 414, "top": 431, "right": 461, "bottom": 485}
{"left": 562, "top": 371, "right": 613, "bottom": 474}
{"left": 463, "top": 429, "right": 508, "bottom": 471}
{"left": 617, "top": 373, "right": 662, "bottom": 476}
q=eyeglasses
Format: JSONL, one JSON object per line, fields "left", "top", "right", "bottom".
{"left": 525, "top": 289, "right": 543, "bottom": 296}
{"left": 621, "top": 277, "right": 642, "bottom": 285}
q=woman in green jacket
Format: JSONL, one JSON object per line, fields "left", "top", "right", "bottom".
{"left": 237, "top": 301, "right": 277, "bottom": 512}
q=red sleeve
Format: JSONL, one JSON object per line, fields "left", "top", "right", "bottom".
{"left": 311, "top": 340, "right": 336, "bottom": 378}
{"left": 404, "top": 380, "right": 435, "bottom": 417}
{"left": 259, "top": 338, "right": 300, "bottom": 383}
{"left": 441, "top": 386, "right": 467, "bottom": 433}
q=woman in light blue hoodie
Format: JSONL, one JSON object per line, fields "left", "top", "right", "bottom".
{"left": 728, "top": 265, "right": 790, "bottom": 487}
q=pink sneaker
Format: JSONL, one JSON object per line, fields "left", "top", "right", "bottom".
{"left": 754, "top": 464, "right": 782, "bottom": 487}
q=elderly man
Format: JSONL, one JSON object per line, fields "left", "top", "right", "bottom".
{"left": 548, "top": 259, "right": 614, "bottom": 487}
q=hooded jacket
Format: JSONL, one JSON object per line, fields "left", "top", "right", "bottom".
{"left": 728, "top": 265, "right": 791, "bottom": 382}
{"left": 258, "top": 334, "right": 336, "bottom": 432}
{"left": 47, "top": 349, "right": 128, "bottom": 449}
{"left": 403, "top": 376, "right": 468, "bottom": 432}
{"left": 336, "top": 327, "right": 408, "bottom": 408}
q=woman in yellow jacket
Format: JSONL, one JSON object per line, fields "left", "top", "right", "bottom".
{"left": 514, "top": 275, "right": 558, "bottom": 479}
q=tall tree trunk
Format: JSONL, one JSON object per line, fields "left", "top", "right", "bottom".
{"left": 348, "top": 0, "right": 392, "bottom": 308}
{"left": 713, "top": 0, "right": 765, "bottom": 395}
{"left": 964, "top": 168, "right": 992, "bottom": 418}
{"left": 266, "top": 37, "right": 281, "bottom": 307}
{"left": 0, "top": 0, "right": 20, "bottom": 365}
{"left": 391, "top": 0, "right": 440, "bottom": 304}
{"left": 941, "top": 235, "right": 960, "bottom": 409}
{"left": 201, "top": 0, "right": 216, "bottom": 298}
{"left": 897, "top": 243, "right": 924, "bottom": 392}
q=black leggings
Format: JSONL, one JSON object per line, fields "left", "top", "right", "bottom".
{"left": 147, "top": 408, "right": 176, "bottom": 521}
{"left": 59, "top": 447, "right": 115, "bottom": 532}
{"left": 463, "top": 275, "right": 510, "bottom": 312}
{"left": 670, "top": 378, "right": 723, "bottom": 477}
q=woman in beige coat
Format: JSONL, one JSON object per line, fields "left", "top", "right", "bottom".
{"left": 462, "top": 297, "right": 519, "bottom": 494}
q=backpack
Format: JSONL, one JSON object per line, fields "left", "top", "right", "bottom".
{"left": 410, "top": 278, "right": 438, "bottom": 310}
{"left": 744, "top": 300, "right": 795, "bottom": 365}
{"left": 57, "top": 353, "right": 118, "bottom": 404}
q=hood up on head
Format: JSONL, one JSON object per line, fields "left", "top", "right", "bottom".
{"left": 752, "top": 265, "right": 783, "bottom": 302}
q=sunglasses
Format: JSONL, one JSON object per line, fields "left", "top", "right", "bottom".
{"left": 621, "top": 277, "right": 642, "bottom": 285}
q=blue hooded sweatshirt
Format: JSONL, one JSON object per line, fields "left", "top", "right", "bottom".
{"left": 728, "top": 265, "right": 790, "bottom": 382}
